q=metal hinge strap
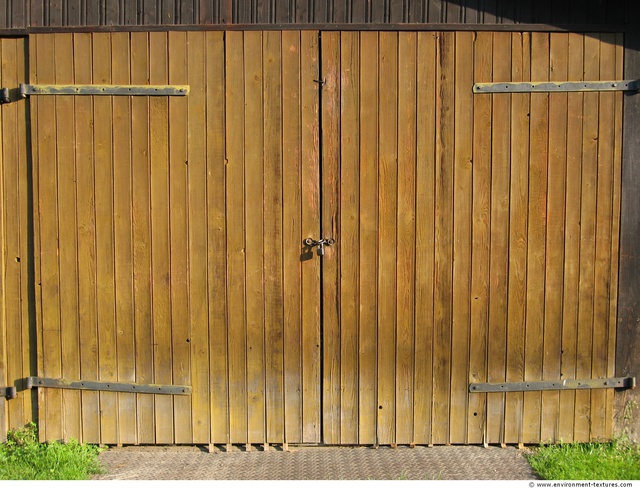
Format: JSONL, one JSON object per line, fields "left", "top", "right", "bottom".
{"left": 0, "top": 386, "right": 17, "bottom": 400}
{"left": 26, "top": 377, "right": 191, "bottom": 396}
{"left": 473, "top": 80, "right": 640, "bottom": 93}
{"left": 469, "top": 377, "right": 636, "bottom": 393}
{"left": 20, "top": 83, "right": 189, "bottom": 97}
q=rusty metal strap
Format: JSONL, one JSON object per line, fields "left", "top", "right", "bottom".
{"left": 469, "top": 377, "right": 636, "bottom": 393}
{"left": 473, "top": 80, "right": 640, "bottom": 93}
{"left": 26, "top": 377, "right": 191, "bottom": 396}
{"left": 20, "top": 83, "right": 189, "bottom": 97}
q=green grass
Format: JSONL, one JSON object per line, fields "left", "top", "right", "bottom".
{"left": 526, "top": 438, "right": 640, "bottom": 480}
{"left": 0, "top": 423, "right": 104, "bottom": 480}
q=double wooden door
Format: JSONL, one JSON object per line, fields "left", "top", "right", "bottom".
{"left": 17, "top": 30, "right": 623, "bottom": 446}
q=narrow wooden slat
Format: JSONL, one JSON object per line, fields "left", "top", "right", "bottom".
{"left": 449, "top": 30, "right": 473, "bottom": 445}
{"left": 130, "top": 31, "right": 155, "bottom": 445}
{"left": 468, "top": 30, "right": 493, "bottom": 441}
{"left": 541, "top": 32, "right": 568, "bottom": 443}
{"left": 29, "top": 35, "right": 45, "bottom": 443}
{"left": 377, "top": 31, "right": 398, "bottom": 446}
{"left": 187, "top": 30, "right": 210, "bottom": 445}
{"left": 105, "top": 0, "right": 120, "bottom": 25}
{"left": 358, "top": 31, "right": 379, "bottom": 446}
{"left": 206, "top": 31, "right": 228, "bottom": 443}
{"left": 396, "top": 31, "right": 416, "bottom": 446}
{"left": 53, "top": 33, "right": 82, "bottom": 443}
{"left": 281, "top": 30, "right": 302, "bottom": 444}
{"left": 244, "top": 30, "right": 266, "bottom": 445}
{"left": 92, "top": 32, "right": 118, "bottom": 445}
{"left": 168, "top": 31, "right": 192, "bottom": 444}
{"left": 504, "top": 31, "right": 530, "bottom": 445}
{"left": 523, "top": 32, "right": 549, "bottom": 444}
{"left": 321, "top": 30, "right": 340, "bottom": 445}
{"left": 575, "top": 34, "right": 599, "bottom": 443}
{"left": 110, "top": 31, "right": 136, "bottom": 446}
{"left": 558, "top": 32, "right": 584, "bottom": 444}
{"left": 2, "top": 38, "right": 25, "bottom": 433}
{"left": 591, "top": 34, "right": 616, "bottom": 441}
{"left": 263, "top": 30, "right": 285, "bottom": 444}
{"left": 72, "top": 33, "right": 100, "bottom": 444}
{"left": 225, "top": 30, "right": 248, "bottom": 444}
{"left": 37, "top": 33, "right": 63, "bottom": 443}
{"left": 300, "top": 30, "right": 320, "bottom": 443}
{"left": 606, "top": 33, "right": 624, "bottom": 442}
{"left": 0, "top": 38, "right": 5, "bottom": 443}
{"left": 149, "top": 31, "right": 174, "bottom": 444}
{"left": 16, "top": 37, "right": 35, "bottom": 430}
{"left": 339, "top": 30, "right": 359, "bottom": 445}
{"left": 486, "top": 31, "right": 511, "bottom": 445}
{"left": 414, "top": 31, "right": 436, "bottom": 446}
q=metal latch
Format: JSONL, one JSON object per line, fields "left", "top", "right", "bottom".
{"left": 26, "top": 377, "right": 191, "bottom": 396}
{"left": 304, "top": 237, "right": 335, "bottom": 256}
{"left": 469, "top": 376, "right": 636, "bottom": 393}
{"left": 473, "top": 80, "right": 640, "bottom": 94}
{"left": 0, "top": 386, "right": 17, "bottom": 400}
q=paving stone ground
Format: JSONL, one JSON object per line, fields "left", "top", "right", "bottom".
{"left": 94, "top": 444, "right": 539, "bottom": 480}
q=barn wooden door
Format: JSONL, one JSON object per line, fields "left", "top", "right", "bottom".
{"left": 319, "top": 31, "right": 623, "bottom": 446}
{"left": 26, "top": 30, "right": 623, "bottom": 446}
{"left": 29, "top": 31, "right": 324, "bottom": 446}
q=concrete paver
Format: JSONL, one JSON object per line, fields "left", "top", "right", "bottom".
{"left": 94, "top": 445, "right": 539, "bottom": 480}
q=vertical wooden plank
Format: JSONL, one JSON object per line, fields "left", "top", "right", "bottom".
{"left": 606, "top": 33, "right": 624, "bottom": 442}
{"left": 263, "top": 30, "right": 285, "bottom": 444}
{"left": 93, "top": 32, "right": 118, "bottom": 445}
{"left": 225, "top": 30, "right": 248, "bottom": 445}
{"left": 558, "top": 32, "right": 584, "bottom": 444}
{"left": 1, "top": 38, "right": 24, "bottom": 434}
{"left": 36, "top": 34, "right": 63, "bottom": 443}
{"left": 16, "top": 37, "right": 36, "bottom": 430}
{"left": 320, "top": 30, "right": 341, "bottom": 445}
{"left": 359, "top": 31, "right": 379, "bottom": 446}
{"left": 396, "top": 31, "right": 416, "bottom": 446}
{"left": 300, "top": 30, "right": 321, "bottom": 443}
{"left": 149, "top": 31, "right": 174, "bottom": 445}
{"left": 432, "top": 30, "right": 454, "bottom": 445}
{"left": 504, "top": 31, "right": 530, "bottom": 445}
{"left": 591, "top": 34, "right": 616, "bottom": 442}
{"left": 168, "top": 31, "right": 192, "bottom": 445}
{"left": 468, "top": 29, "right": 492, "bottom": 447}
{"left": 187, "top": 30, "right": 210, "bottom": 445}
{"left": 73, "top": 33, "right": 100, "bottom": 444}
{"left": 207, "top": 31, "right": 228, "bottom": 444}
{"left": 486, "top": 31, "right": 511, "bottom": 445}
{"left": 575, "top": 34, "right": 599, "bottom": 443}
{"left": 130, "top": 31, "right": 155, "bottom": 445}
{"left": 111, "top": 32, "right": 136, "bottom": 446}
{"left": 523, "top": 32, "right": 549, "bottom": 445}
{"left": 377, "top": 31, "right": 397, "bottom": 446}
{"left": 414, "top": 31, "right": 436, "bottom": 446}
{"left": 450, "top": 30, "right": 473, "bottom": 445}
{"left": 0, "top": 38, "right": 6, "bottom": 443}
{"left": 339, "top": 30, "right": 359, "bottom": 445}
{"left": 244, "top": 30, "right": 266, "bottom": 446}
{"left": 282, "top": 30, "right": 303, "bottom": 444}
{"left": 541, "top": 32, "right": 568, "bottom": 444}
{"left": 29, "top": 36, "right": 45, "bottom": 443}
{"left": 53, "top": 33, "right": 82, "bottom": 443}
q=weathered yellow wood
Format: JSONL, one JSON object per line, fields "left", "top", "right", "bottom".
{"left": 358, "top": 31, "right": 379, "bottom": 446}
{"left": 0, "top": 38, "right": 7, "bottom": 442}
{"left": 130, "top": 31, "right": 155, "bottom": 445}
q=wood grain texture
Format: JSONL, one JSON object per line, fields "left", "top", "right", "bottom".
{"left": 414, "top": 31, "right": 437, "bottom": 445}
{"left": 504, "top": 31, "right": 529, "bottom": 445}
{"left": 338, "top": 30, "right": 359, "bottom": 446}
